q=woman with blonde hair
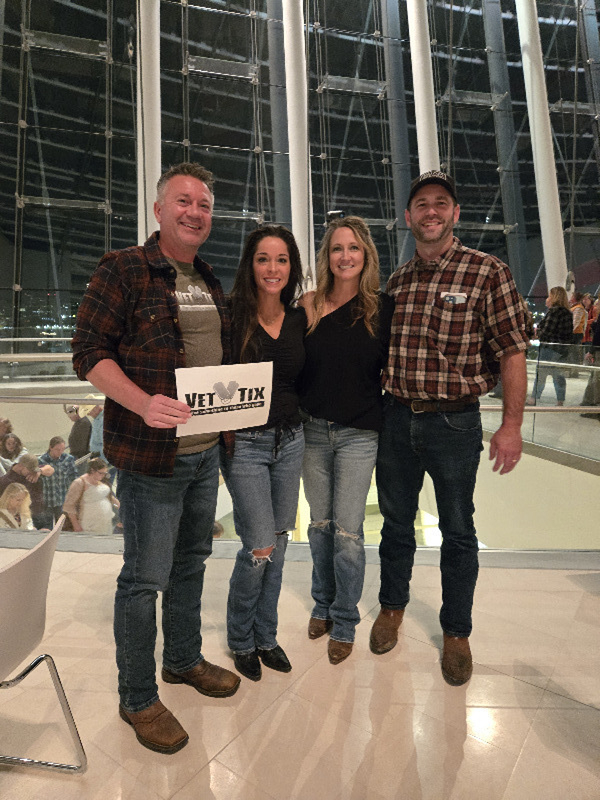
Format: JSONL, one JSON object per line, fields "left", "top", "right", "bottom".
{"left": 528, "top": 286, "right": 573, "bottom": 406}
{"left": 0, "top": 483, "right": 34, "bottom": 529}
{"left": 298, "top": 216, "right": 394, "bottom": 664}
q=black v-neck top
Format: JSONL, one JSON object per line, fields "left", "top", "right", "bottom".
{"left": 298, "top": 293, "right": 394, "bottom": 431}
{"left": 245, "top": 305, "right": 307, "bottom": 430}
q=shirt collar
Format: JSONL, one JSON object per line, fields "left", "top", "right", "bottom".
{"left": 412, "top": 236, "right": 461, "bottom": 271}
{"left": 145, "top": 231, "right": 214, "bottom": 280}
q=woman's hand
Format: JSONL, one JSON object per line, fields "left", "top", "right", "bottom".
{"left": 68, "top": 513, "right": 83, "bottom": 532}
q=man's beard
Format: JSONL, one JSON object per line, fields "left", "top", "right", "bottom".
{"left": 412, "top": 216, "right": 454, "bottom": 245}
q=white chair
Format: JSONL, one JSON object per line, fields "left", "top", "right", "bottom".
{"left": 0, "top": 515, "right": 87, "bottom": 772}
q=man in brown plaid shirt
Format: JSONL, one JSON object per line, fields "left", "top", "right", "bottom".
{"left": 370, "top": 171, "right": 529, "bottom": 685}
{"left": 73, "top": 163, "right": 240, "bottom": 754}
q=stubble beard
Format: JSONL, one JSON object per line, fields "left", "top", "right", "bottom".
{"left": 412, "top": 217, "right": 454, "bottom": 245}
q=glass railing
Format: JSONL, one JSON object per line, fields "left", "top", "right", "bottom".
{"left": 0, "top": 337, "right": 74, "bottom": 384}
{"left": 0, "top": 340, "right": 598, "bottom": 550}
{"left": 481, "top": 342, "right": 600, "bottom": 462}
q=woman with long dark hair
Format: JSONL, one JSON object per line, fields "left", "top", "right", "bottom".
{"left": 0, "top": 433, "right": 28, "bottom": 473}
{"left": 298, "top": 216, "right": 394, "bottom": 664}
{"left": 221, "top": 225, "right": 306, "bottom": 682}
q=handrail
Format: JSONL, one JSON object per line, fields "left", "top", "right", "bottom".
{"left": 0, "top": 354, "right": 73, "bottom": 362}
{"left": 533, "top": 359, "right": 600, "bottom": 371}
{"left": 0, "top": 395, "right": 598, "bottom": 413}
{"left": 0, "top": 396, "right": 104, "bottom": 405}
{"left": 1, "top": 352, "right": 599, "bottom": 370}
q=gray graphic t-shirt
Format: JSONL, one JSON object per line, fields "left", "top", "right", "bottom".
{"left": 171, "top": 259, "right": 223, "bottom": 454}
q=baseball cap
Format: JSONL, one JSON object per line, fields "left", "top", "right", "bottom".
{"left": 407, "top": 170, "right": 458, "bottom": 207}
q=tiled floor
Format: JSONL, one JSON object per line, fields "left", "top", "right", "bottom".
{"left": 0, "top": 549, "right": 599, "bottom": 799}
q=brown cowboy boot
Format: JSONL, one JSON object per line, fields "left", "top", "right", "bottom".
{"left": 119, "top": 700, "right": 188, "bottom": 754}
{"left": 441, "top": 634, "right": 473, "bottom": 686}
{"left": 369, "top": 607, "right": 405, "bottom": 654}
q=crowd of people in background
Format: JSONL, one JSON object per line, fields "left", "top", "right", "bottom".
{"left": 0, "top": 402, "right": 121, "bottom": 533}
{"left": 526, "top": 288, "right": 599, "bottom": 408}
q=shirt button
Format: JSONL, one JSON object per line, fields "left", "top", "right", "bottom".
{"left": 173, "top": 317, "right": 178, "bottom": 323}
{"left": 150, "top": 314, "right": 155, "bottom": 321}
{"left": 173, "top": 437, "right": 179, "bottom": 443}
{"left": 179, "top": 348, "right": 184, "bottom": 354}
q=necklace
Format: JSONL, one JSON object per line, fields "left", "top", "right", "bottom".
{"left": 259, "top": 307, "right": 283, "bottom": 326}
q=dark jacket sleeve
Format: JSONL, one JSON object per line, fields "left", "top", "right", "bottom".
{"left": 72, "top": 253, "right": 129, "bottom": 380}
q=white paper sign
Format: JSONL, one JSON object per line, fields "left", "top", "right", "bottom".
{"left": 175, "top": 362, "right": 273, "bottom": 436}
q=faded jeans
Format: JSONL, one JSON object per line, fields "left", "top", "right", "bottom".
{"left": 220, "top": 425, "right": 304, "bottom": 654}
{"left": 114, "top": 446, "right": 219, "bottom": 712}
{"left": 531, "top": 344, "right": 568, "bottom": 402}
{"left": 376, "top": 396, "right": 482, "bottom": 638}
{"left": 302, "top": 418, "right": 379, "bottom": 643}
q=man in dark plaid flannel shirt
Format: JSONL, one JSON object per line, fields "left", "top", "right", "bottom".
{"left": 370, "top": 171, "right": 529, "bottom": 687}
{"left": 73, "top": 163, "right": 239, "bottom": 755}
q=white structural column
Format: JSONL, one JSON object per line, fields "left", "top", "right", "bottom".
{"left": 136, "top": 0, "right": 162, "bottom": 244}
{"left": 282, "top": 0, "right": 315, "bottom": 285}
{"left": 515, "top": 0, "right": 567, "bottom": 290}
{"left": 406, "top": 0, "right": 440, "bottom": 172}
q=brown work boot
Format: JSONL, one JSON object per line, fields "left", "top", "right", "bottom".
{"left": 441, "top": 634, "right": 473, "bottom": 686}
{"left": 308, "top": 617, "right": 333, "bottom": 640}
{"left": 162, "top": 660, "right": 241, "bottom": 698}
{"left": 119, "top": 700, "right": 188, "bottom": 754}
{"left": 328, "top": 639, "right": 353, "bottom": 665}
{"left": 369, "top": 607, "right": 405, "bottom": 654}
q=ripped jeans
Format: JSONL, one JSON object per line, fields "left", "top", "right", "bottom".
{"left": 220, "top": 425, "right": 304, "bottom": 654}
{"left": 302, "top": 418, "right": 379, "bottom": 643}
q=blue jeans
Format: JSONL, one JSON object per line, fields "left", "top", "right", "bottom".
{"left": 302, "top": 418, "right": 379, "bottom": 643}
{"left": 531, "top": 344, "right": 567, "bottom": 402}
{"left": 220, "top": 425, "right": 304, "bottom": 654}
{"left": 376, "top": 396, "right": 483, "bottom": 638}
{"left": 114, "top": 445, "right": 219, "bottom": 712}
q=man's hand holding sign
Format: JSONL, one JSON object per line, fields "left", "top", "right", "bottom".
{"left": 175, "top": 362, "right": 273, "bottom": 435}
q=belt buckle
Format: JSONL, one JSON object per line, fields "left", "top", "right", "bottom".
{"left": 411, "top": 400, "right": 425, "bottom": 414}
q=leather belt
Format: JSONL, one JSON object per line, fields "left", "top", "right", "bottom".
{"left": 393, "top": 396, "right": 478, "bottom": 414}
